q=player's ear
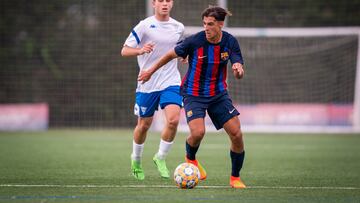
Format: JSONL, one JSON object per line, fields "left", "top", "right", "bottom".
{"left": 218, "top": 21, "right": 224, "bottom": 28}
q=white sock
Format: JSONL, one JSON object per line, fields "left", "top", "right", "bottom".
{"left": 131, "top": 140, "right": 144, "bottom": 162}
{"left": 156, "top": 139, "right": 173, "bottom": 160}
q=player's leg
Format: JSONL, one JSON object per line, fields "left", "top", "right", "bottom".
{"left": 134, "top": 117, "right": 153, "bottom": 144}
{"left": 183, "top": 94, "right": 208, "bottom": 180}
{"left": 131, "top": 117, "right": 153, "bottom": 180}
{"left": 185, "top": 117, "right": 207, "bottom": 180}
{"left": 160, "top": 104, "right": 180, "bottom": 143}
{"left": 186, "top": 118, "right": 206, "bottom": 149}
{"left": 153, "top": 86, "right": 182, "bottom": 178}
{"left": 131, "top": 91, "right": 159, "bottom": 180}
{"left": 223, "top": 116, "right": 244, "bottom": 153}
{"left": 207, "top": 92, "right": 245, "bottom": 188}
{"left": 223, "top": 117, "right": 246, "bottom": 188}
{"left": 157, "top": 86, "right": 182, "bottom": 156}
{"left": 153, "top": 104, "right": 180, "bottom": 178}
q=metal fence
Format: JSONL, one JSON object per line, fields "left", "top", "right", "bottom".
{"left": 1, "top": 0, "right": 359, "bottom": 128}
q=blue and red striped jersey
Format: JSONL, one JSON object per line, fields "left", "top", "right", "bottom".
{"left": 175, "top": 31, "right": 243, "bottom": 97}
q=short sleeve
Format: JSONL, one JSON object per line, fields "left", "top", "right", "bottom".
{"left": 177, "top": 23, "right": 185, "bottom": 44}
{"left": 174, "top": 35, "right": 192, "bottom": 59}
{"left": 124, "top": 21, "right": 145, "bottom": 48}
{"left": 229, "top": 36, "right": 244, "bottom": 65}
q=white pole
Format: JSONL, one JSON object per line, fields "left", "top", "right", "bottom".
{"left": 353, "top": 32, "right": 360, "bottom": 131}
{"left": 146, "top": 0, "right": 153, "bottom": 17}
{"left": 217, "top": 0, "right": 228, "bottom": 27}
{"left": 184, "top": 26, "right": 360, "bottom": 37}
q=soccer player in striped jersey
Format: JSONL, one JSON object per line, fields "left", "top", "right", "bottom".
{"left": 121, "top": 0, "right": 184, "bottom": 180}
{"left": 138, "top": 6, "right": 246, "bottom": 188}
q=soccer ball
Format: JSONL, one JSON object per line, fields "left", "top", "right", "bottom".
{"left": 173, "top": 163, "right": 200, "bottom": 189}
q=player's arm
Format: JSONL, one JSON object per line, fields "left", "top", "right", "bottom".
{"left": 121, "top": 43, "right": 154, "bottom": 57}
{"left": 138, "top": 49, "right": 178, "bottom": 83}
{"left": 232, "top": 62, "right": 244, "bottom": 79}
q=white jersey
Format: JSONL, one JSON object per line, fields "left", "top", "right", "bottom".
{"left": 124, "top": 16, "right": 184, "bottom": 93}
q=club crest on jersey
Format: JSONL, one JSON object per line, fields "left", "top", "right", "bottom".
{"left": 187, "top": 110, "right": 193, "bottom": 117}
{"left": 221, "top": 52, "right": 229, "bottom": 61}
{"left": 150, "top": 24, "right": 156, "bottom": 28}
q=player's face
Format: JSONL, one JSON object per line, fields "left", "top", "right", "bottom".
{"left": 153, "top": 0, "right": 173, "bottom": 17}
{"left": 203, "top": 16, "right": 223, "bottom": 43}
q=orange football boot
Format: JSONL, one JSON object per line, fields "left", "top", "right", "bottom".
{"left": 185, "top": 156, "right": 207, "bottom": 180}
{"left": 230, "top": 176, "right": 246, "bottom": 189}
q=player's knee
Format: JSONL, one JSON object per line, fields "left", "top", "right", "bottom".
{"left": 236, "top": 130, "right": 243, "bottom": 140}
{"left": 229, "top": 128, "right": 243, "bottom": 140}
{"left": 190, "top": 127, "right": 205, "bottom": 139}
{"left": 137, "top": 122, "right": 151, "bottom": 132}
{"left": 166, "top": 116, "right": 180, "bottom": 129}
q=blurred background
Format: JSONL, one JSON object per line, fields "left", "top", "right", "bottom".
{"left": 0, "top": 0, "right": 360, "bottom": 132}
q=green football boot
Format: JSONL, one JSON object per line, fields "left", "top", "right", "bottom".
{"left": 131, "top": 159, "right": 145, "bottom": 180}
{"left": 153, "top": 155, "right": 170, "bottom": 178}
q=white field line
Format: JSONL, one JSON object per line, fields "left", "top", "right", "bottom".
{"left": 0, "top": 184, "right": 359, "bottom": 190}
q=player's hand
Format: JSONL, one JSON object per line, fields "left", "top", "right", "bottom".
{"left": 137, "top": 69, "right": 152, "bottom": 83}
{"left": 139, "top": 42, "right": 155, "bottom": 55}
{"left": 232, "top": 63, "right": 244, "bottom": 79}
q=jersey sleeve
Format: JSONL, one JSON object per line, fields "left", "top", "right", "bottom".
{"left": 176, "top": 23, "right": 185, "bottom": 45}
{"left": 229, "top": 36, "right": 244, "bottom": 65}
{"left": 123, "top": 21, "right": 145, "bottom": 48}
{"left": 174, "top": 35, "right": 192, "bottom": 59}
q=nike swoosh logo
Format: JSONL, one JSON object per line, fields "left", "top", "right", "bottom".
{"left": 229, "top": 109, "right": 235, "bottom": 114}
{"left": 198, "top": 56, "right": 207, "bottom": 59}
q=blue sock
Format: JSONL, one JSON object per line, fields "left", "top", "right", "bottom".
{"left": 185, "top": 141, "right": 199, "bottom": 160}
{"left": 230, "top": 150, "right": 245, "bottom": 177}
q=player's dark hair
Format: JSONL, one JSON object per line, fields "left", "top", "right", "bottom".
{"left": 201, "top": 6, "right": 232, "bottom": 21}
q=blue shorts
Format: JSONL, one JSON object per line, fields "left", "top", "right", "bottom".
{"left": 134, "top": 86, "right": 182, "bottom": 117}
{"left": 183, "top": 91, "right": 239, "bottom": 130}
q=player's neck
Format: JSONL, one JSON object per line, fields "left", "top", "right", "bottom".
{"left": 154, "top": 13, "right": 170, "bottom": 22}
{"left": 207, "top": 31, "right": 222, "bottom": 44}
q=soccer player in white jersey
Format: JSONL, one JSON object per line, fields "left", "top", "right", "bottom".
{"left": 121, "top": 0, "right": 184, "bottom": 180}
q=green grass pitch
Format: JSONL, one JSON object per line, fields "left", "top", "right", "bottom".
{"left": 0, "top": 129, "right": 360, "bottom": 202}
